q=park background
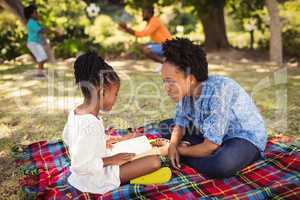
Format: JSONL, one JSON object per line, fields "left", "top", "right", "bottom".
{"left": 0, "top": 0, "right": 299, "bottom": 199}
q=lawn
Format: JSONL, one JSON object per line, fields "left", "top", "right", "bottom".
{"left": 0, "top": 56, "right": 299, "bottom": 199}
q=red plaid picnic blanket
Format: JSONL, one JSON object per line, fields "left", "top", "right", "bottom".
{"left": 14, "top": 126, "right": 300, "bottom": 200}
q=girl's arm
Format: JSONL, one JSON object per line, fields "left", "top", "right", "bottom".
{"left": 177, "top": 138, "right": 219, "bottom": 157}
{"left": 103, "top": 153, "right": 135, "bottom": 167}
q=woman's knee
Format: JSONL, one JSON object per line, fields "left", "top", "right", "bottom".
{"left": 185, "top": 156, "right": 238, "bottom": 178}
{"left": 211, "top": 165, "right": 236, "bottom": 178}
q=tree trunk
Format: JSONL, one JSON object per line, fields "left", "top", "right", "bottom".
{"left": 197, "top": 4, "right": 230, "bottom": 51}
{"left": 265, "top": 0, "right": 283, "bottom": 66}
{"left": 0, "top": 0, "right": 26, "bottom": 25}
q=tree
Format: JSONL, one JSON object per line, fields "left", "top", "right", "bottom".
{"left": 228, "top": 0, "right": 265, "bottom": 49}
{"left": 265, "top": 0, "right": 283, "bottom": 65}
{"left": 2, "top": 0, "right": 232, "bottom": 52}
{"left": 192, "top": 0, "right": 230, "bottom": 51}
{"left": 126, "top": 0, "right": 230, "bottom": 51}
{"left": 0, "top": 0, "right": 26, "bottom": 25}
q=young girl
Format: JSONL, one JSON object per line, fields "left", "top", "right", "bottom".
{"left": 24, "top": 4, "right": 48, "bottom": 77}
{"left": 160, "top": 38, "right": 267, "bottom": 178}
{"left": 63, "top": 52, "right": 162, "bottom": 194}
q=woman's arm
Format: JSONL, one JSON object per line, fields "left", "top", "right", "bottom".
{"left": 170, "top": 125, "right": 184, "bottom": 145}
{"left": 177, "top": 138, "right": 219, "bottom": 157}
{"left": 118, "top": 23, "right": 135, "bottom": 35}
{"left": 168, "top": 125, "right": 185, "bottom": 169}
{"left": 134, "top": 19, "right": 160, "bottom": 37}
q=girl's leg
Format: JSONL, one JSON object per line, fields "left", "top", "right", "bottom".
{"left": 37, "top": 60, "right": 46, "bottom": 76}
{"left": 119, "top": 155, "right": 161, "bottom": 184}
{"left": 37, "top": 62, "right": 44, "bottom": 74}
{"left": 181, "top": 138, "right": 260, "bottom": 178}
{"left": 38, "top": 61, "right": 45, "bottom": 70}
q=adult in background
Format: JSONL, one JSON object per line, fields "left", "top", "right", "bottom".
{"left": 119, "top": 7, "right": 171, "bottom": 64}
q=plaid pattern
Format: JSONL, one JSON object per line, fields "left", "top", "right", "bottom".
{"left": 15, "top": 125, "right": 300, "bottom": 200}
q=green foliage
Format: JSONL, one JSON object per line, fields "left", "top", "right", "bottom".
{"left": 280, "top": 0, "right": 300, "bottom": 58}
{"left": 168, "top": 8, "right": 197, "bottom": 35}
{"left": 256, "top": 0, "right": 300, "bottom": 58}
{"left": 227, "top": 0, "right": 266, "bottom": 32}
{"left": 282, "top": 29, "right": 300, "bottom": 58}
{"left": 26, "top": 0, "right": 89, "bottom": 58}
{"left": 1, "top": 0, "right": 300, "bottom": 59}
{"left": 125, "top": 0, "right": 158, "bottom": 9}
{"left": 54, "top": 39, "right": 85, "bottom": 58}
{"left": 0, "top": 0, "right": 90, "bottom": 59}
{"left": 182, "top": 0, "right": 226, "bottom": 15}
{"left": 0, "top": 11, "right": 27, "bottom": 60}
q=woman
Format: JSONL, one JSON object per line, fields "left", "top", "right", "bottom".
{"left": 160, "top": 38, "right": 267, "bottom": 178}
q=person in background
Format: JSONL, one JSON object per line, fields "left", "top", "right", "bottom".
{"left": 119, "top": 6, "right": 172, "bottom": 64}
{"left": 24, "top": 4, "right": 61, "bottom": 77}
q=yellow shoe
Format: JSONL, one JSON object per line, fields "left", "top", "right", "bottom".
{"left": 130, "top": 167, "right": 172, "bottom": 185}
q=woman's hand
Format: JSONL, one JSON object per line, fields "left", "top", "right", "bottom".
{"left": 168, "top": 143, "right": 181, "bottom": 169}
{"left": 118, "top": 22, "right": 134, "bottom": 35}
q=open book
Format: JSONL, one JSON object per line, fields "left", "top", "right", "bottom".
{"left": 111, "top": 136, "right": 160, "bottom": 160}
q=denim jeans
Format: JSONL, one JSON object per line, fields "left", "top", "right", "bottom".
{"left": 159, "top": 119, "right": 260, "bottom": 178}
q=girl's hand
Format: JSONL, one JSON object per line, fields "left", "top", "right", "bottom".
{"left": 168, "top": 143, "right": 181, "bottom": 169}
{"left": 106, "top": 136, "right": 122, "bottom": 149}
{"left": 112, "top": 153, "right": 135, "bottom": 166}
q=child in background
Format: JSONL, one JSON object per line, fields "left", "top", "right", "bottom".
{"left": 24, "top": 4, "right": 49, "bottom": 77}
{"left": 63, "top": 52, "right": 165, "bottom": 194}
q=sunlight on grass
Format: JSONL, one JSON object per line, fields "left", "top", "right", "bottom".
{"left": 0, "top": 59, "right": 299, "bottom": 199}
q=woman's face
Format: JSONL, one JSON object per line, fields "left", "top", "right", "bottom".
{"left": 99, "top": 84, "right": 120, "bottom": 112}
{"left": 161, "top": 62, "right": 195, "bottom": 102}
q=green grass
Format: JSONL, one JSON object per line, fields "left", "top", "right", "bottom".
{"left": 0, "top": 58, "right": 299, "bottom": 199}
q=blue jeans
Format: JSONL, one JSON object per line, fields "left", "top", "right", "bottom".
{"left": 146, "top": 43, "right": 164, "bottom": 56}
{"left": 159, "top": 119, "right": 260, "bottom": 178}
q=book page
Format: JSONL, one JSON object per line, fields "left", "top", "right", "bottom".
{"left": 111, "top": 136, "right": 153, "bottom": 156}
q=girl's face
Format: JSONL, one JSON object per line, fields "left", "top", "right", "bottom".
{"left": 99, "top": 83, "right": 120, "bottom": 112}
{"left": 161, "top": 62, "right": 198, "bottom": 102}
{"left": 32, "top": 10, "right": 38, "bottom": 19}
